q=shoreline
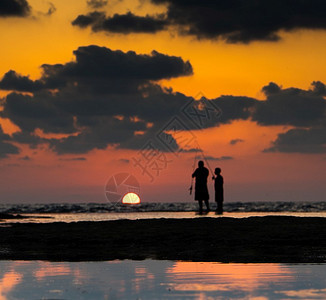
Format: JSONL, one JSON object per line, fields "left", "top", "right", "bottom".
{"left": 1, "top": 216, "right": 326, "bottom": 263}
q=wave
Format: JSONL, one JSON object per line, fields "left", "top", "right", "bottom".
{"left": 0, "top": 202, "right": 326, "bottom": 214}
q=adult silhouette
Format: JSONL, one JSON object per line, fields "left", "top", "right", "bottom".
{"left": 213, "top": 167, "right": 224, "bottom": 214}
{"left": 192, "top": 160, "right": 210, "bottom": 214}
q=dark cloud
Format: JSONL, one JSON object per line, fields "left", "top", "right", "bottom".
{"left": 0, "top": 126, "right": 20, "bottom": 158}
{"left": 0, "top": 142, "right": 19, "bottom": 158}
{"left": 72, "top": 11, "right": 103, "bottom": 28}
{"left": 253, "top": 82, "right": 326, "bottom": 126}
{"left": 0, "top": 0, "right": 31, "bottom": 17}
{"left": 0, "top": 70, "right": 45, "bottom": 92}
{"left": 72, "top": 11, "right": 168, "bottom": 34}
{"left": 59, "top": 157, "right": 87, "bottom": 161}
{"left": 0, "top": 46, "right": 194, "bottom": 154}
{"left": 19, "top": 155, "right": 31, "bottom": 160}
{"left": 1, "top": 45, "right": 325, "bottom": 155}
{"left": 264, "top": 125, "right": 326, "bottom": 153}
{"left": 311, "top": 81, "right": 326, "bottom": 96}
{"left": 181, "top": 148, "right": 201, "bottom": 153}
{"left": 211, "top": 96, "right": 256, "bottom": 125}
{"left": 11, "top": 131, "right": 43, "bottom": 149}
{"left": 44, "top": 45, "right": 193, "bottom": 85}
{"left": 51, "top": 116, "right": 149, "bottom": 154}
{"left": 196, "top": 155, "right": 233, "bottom": 161}
{"left": 230, "top": 139, "right": 244, "bottom": 145}
{"left": 2, "top": 92, "right": 76, "bottom": 134}
{"left": 261, "top": 82, "right": 282, "bottom": 96}
{"left": 118, "top": 158, "right": 130, "bottom": 164}
{"left": 1, "top": 46, "right": 192, "bottom": 94}
{"left": 86, "top": 0, "right": 108, "bottom": 9}
{"left": 43, "top": 2, "right": 56, "bottom": 16}
{"left": 257, "top": 82, "right": 326, "bottom": 153}
{"left": 151, "top": 0, "right": 326, "bottom": 43}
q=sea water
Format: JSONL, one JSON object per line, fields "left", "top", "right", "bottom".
{"left": 2, "top": 201, "right": 326, "bottom": 214}
{"left": 0, "top": 260, "right": 325, "bottom": 299}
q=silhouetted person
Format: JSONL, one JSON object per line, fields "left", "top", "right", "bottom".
{"left": 213, "top": 167, "right": 224, "bottom": 214}
{"left": 192, "top": 160, "right": 210, "bottom": 214}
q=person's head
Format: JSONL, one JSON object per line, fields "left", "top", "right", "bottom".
{"left": 215, "top": 167, "right": 221, "bottom": 175}
{"left": 198, "top": 160, "right": 204, "bottom": 168}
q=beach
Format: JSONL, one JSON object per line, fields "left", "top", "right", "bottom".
{"left": 1, "top": 216, "right": 326, "bottom": 263}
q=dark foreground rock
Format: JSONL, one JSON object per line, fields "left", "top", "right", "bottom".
{"left": 0, "top": 213, "right": 26, "bottom": 220}
{"left": 1, "top": 216, "right": 326, "bottom": 262}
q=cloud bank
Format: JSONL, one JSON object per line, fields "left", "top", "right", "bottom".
{"left": 0, "top": 46, "right": 194, "bottom": 155}
{"left": 0, "top": 46, "right": 325, "bottom": 157}
{"left": 0, "top": 125, "right": 20, "bottom": 158}
{"left": 73, "top": 0, "right": 326, "bottom": 43}
{"left": 72, "top": 11, "right": 168, "bottom": 34}
{"left": 151, "top": 0, "right": 326, "bottom": 43}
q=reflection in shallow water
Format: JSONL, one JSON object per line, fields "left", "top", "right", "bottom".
{"left": 168, "top": 262, "right": 292, "bottom": 294}
{"left": 0, "top": 260, "right": 326, "bottom": 299}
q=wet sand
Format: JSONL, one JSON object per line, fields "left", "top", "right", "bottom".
{"left": 1, "top": 216, "right": 326, "bottom": 263}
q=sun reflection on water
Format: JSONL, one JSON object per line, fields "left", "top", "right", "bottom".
{"left": 0, "top": 271, "right": 22, "bottom": 300}
{"left": 167, "top": 262, "right": 293, "bottom": 292}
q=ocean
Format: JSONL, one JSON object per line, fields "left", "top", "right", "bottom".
{"left": 1, "top": 201, "right": 326, "bottom": 214}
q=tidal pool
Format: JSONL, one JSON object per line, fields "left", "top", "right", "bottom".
{"left": 0, "top": 260, "right": 325, "bottom": 299}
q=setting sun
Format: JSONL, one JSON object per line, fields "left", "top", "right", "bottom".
{"left": 122, "top": 192, "right": 141, "bottom": 205}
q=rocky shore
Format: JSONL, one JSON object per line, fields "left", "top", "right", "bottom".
{"left": 1, "top": 216, "right": 326, "bottom": 262}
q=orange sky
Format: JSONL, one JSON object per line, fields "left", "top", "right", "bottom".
{"left": 0, "top": 0, "right": 325, "bottom": 203}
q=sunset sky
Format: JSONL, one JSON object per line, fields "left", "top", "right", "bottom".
{"left": 0, "top": 0, "right": 325, "bottom": 203}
